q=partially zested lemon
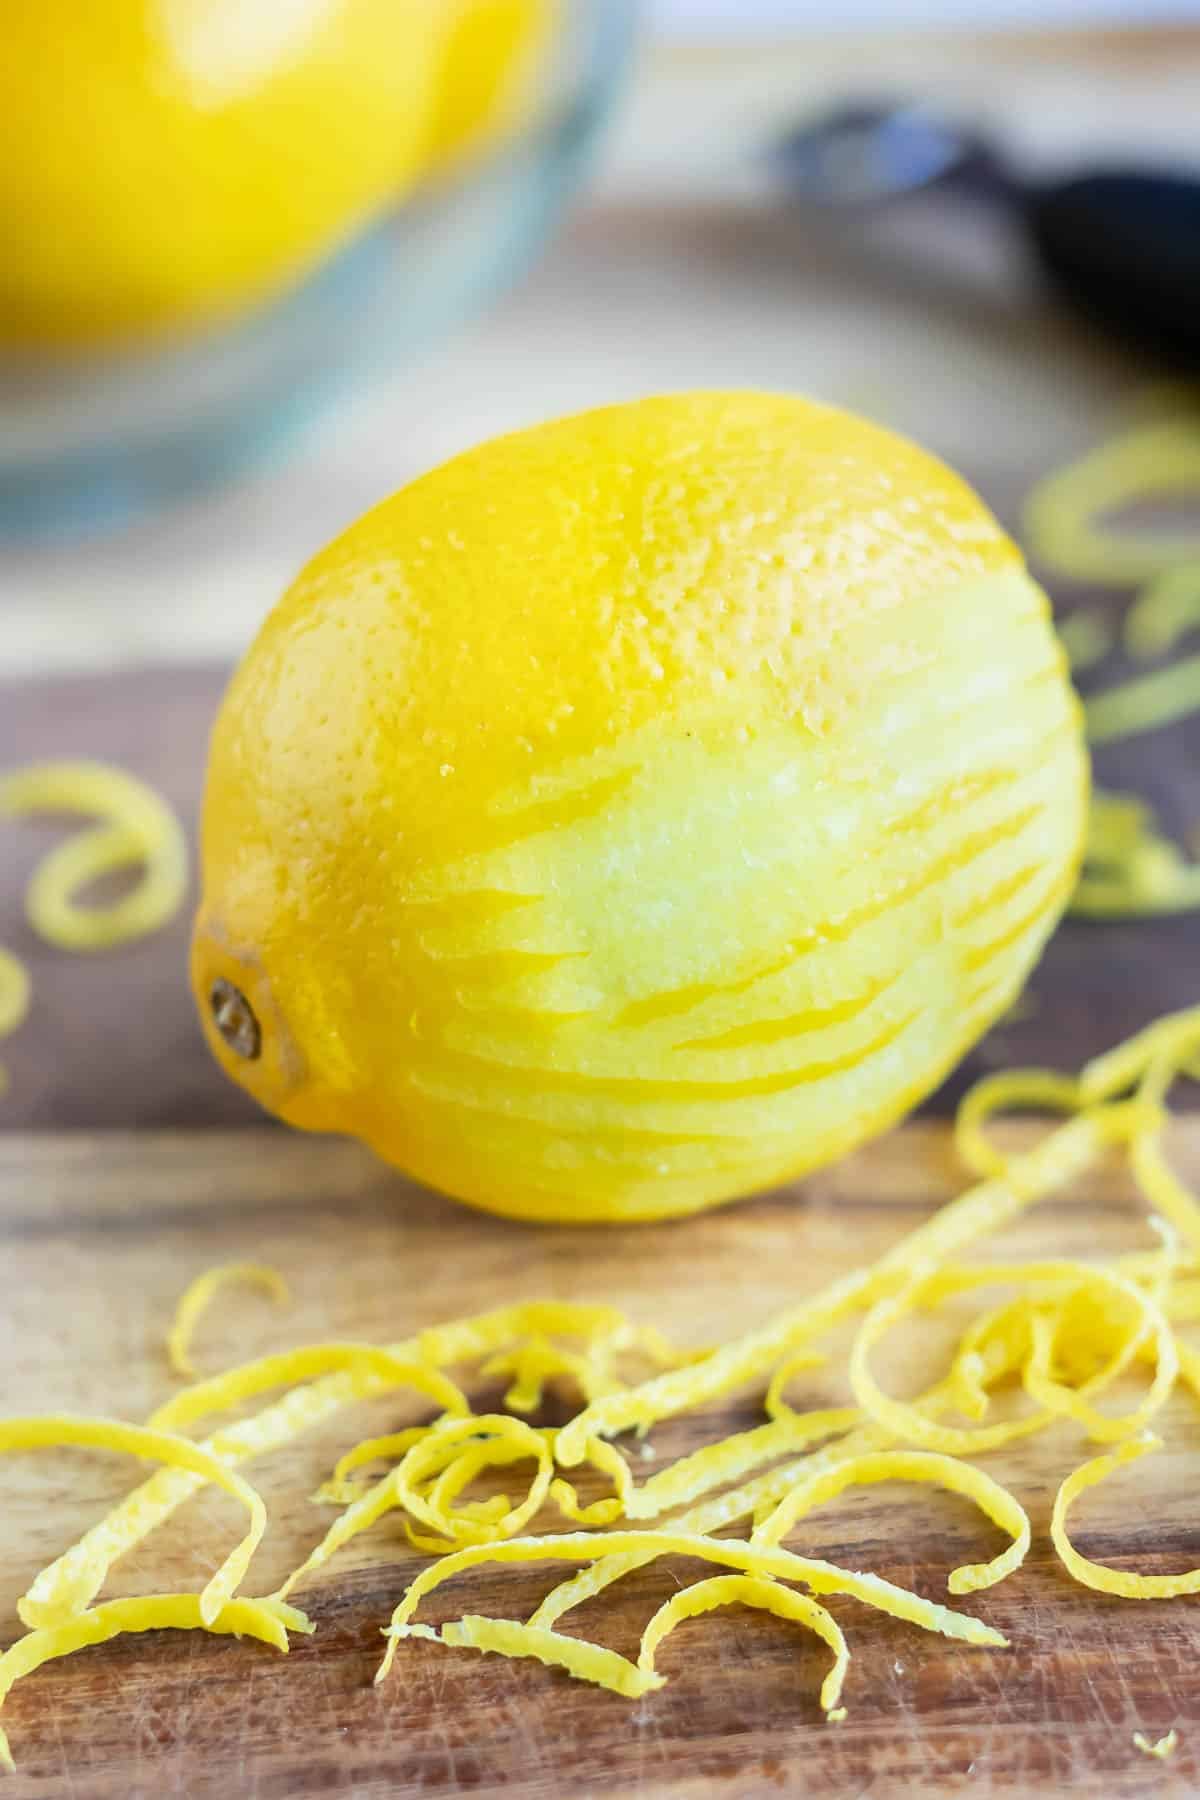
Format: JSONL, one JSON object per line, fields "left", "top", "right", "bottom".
{"left": 193, "top": 391, "right": 1087, "bottom": 1222}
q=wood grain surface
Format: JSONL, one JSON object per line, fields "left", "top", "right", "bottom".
{"left": 3, "top": 1122, "right": 1200, "bottom": 1799}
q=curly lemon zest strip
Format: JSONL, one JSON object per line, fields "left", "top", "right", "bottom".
{"left": 167, "top": 1262, "right": 291, "bottom": 1379}
{"left": 147, "top": 1344, "right": 469, "bottom": 1435}
{"left": 556, "top": 1112, "right": 1124, "bottom": 1466}
{"left": 851, "top": 1261, "right": 1176, "bottom": 1455}
{"left": 0, "top": 760, "right": 188, "bottom": 951}
{"left": 439, "top": 1617, "right": 661, "bottom": 1699}
{"left": 1051, "top": 1434, "right": 1200, "bottom": 1598}
{"left": 953, "top": 1070, "right": 1083, "bottom": 1179}
{"left": 0, "top": 1594, "right": 311, "bottom": 1774}
{"left": 554, "top": 1398, "right": 861, "bottom": 1533}
{"left": 1058, "top": 609, "right": 1114, "bottom": 671}
{"left": 312, "top": 1426, "right": 436, "bottom": 1505}
{"left": 1, "top": 1416, "right": 268, "bottom": 1630}
{"left": 279, "top": 1418, "right": 553, "bottom": 1597}
{"left": 1022, "top": 419, "right": 1200, "bottom": 586}
{"left": 751, "top": 1450, "right": 1029, "bottom": 1597}
{"left": 1125, "top": 564, "right": 1200, "bottom": 661}
{"left": 530, "top": 1349, "right": 1027, "bottom": 1633}
{"left": 377, "top": 1529, "right": 1007, "bottom": 1684}
{"left": 394, "top": 1416, "right": 554, "bottom": 1543}
{"left": 638, "top": 1576, "right": 849, "bottom": 1713}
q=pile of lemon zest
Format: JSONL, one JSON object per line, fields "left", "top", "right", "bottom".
{"left": 1125, "top": 565, "right": 1200, "bottom": 661}
{"left": 751, "top": 1450, "right": 1029, "bottom": 1597}
{"left": 1133, "top": 1728, "right": 1179, "bottom": 1759}
{"left": 377, "top": 1529, "right": 1007, "bottom": 1683}
{"left": 1051, "top": 1434, "right": 1200, "bottom": 1598}
{"left": 556, "top": 1112, "right": 1125, "bottom": 1467}
{"left": 1058, "top": 610, "right": 1114, "bottom": 671}
{"left": 0, "top": 761, "right": 188, "bottom": 952}
{"left": 166, "top": 1263, "right": 290, "bottom": 1379}
{"left": 0, "top": 1416, "right": 267, "bottom": 1629}
{"left": 1022, "top": 419, "right": 1200, "bottom": 587}
{"left": 851, "top": 1260, "right": 1177, "bottom": 1455}
{"left": 21, "top": 1303, "right": 638, "bottom": 1627}
{"left": 638, "top": 1575, "right": 849, "bottom": 1712}
{"left": 440, "top": 1617, "right": 661, "bottom": 1699}
{"left": 0, "top": 1594, "right": 311, "bottom": 1774}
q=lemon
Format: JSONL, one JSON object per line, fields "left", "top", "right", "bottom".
{"left": 193, "top": 392, "right": 1086, "bottom": 1223}
{"left": 425, "top": 0, "right": 556, "bottom": 175}
{"left": 0, "top": 2, "right": 447, "bottom": 348}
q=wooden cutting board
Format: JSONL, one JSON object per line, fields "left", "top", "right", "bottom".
{"left": 1, "top": 540, "right": 1199, "bottom": 1799}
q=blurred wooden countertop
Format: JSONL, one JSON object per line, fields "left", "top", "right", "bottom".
{"left": 1, "top": 25, "right": 1199, "bottom": 682}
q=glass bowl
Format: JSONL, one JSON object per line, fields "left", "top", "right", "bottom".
{"left": 0, "top": 1, "right": 636, "bottom": 541}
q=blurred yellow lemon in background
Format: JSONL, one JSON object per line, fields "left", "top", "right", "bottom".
{"left": 426, "top": 1, "right": 556, "bottom": 174}
{"left": 193, "top": 392, "right": 1086, "bottom": 1223}
{"left": 0, "top": 0, "right": 553, "bottom": 350}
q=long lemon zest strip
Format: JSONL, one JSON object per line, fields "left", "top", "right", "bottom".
{"left": 1085, "top": 654, "right": 1200, "bottom": 748}
{"left": 1051, "top": 1434, "right": 1200, "bottom": 1598}
{"left": 0, "top": 1416, "right": 268, "bottom": 1628}
{"left": 377, "top": 1530, "right": 1007, "bottom": 1683}
{"left": 556, "top": 1111, "right": 1133, "bottom": 1467}
{"left": 552, "top": 1406, "right": 859, "bottom": 1528}
{"left": 147, "top": 1344, "right": 469, "bottom": 1434}
{"left": 439, "top": 1617, "right": 661, "bottom": 1699}
{"left": 22, "top": 1303, "right": 632, "bottom": 1626}
{"left": 751, "top": 1450, "right": 1030, "bottom": 1597}
{"left": 167, "top": 1263, "right": 291, "bottom": 1379}
{"left": 637, "top": 1575, "right": 849, "bottom": 1713}
{"left": 0, "top": 1594, "right": 311, "bottom": 1774}
{"left": 0, "top": 761, "right": 188, "bottom": 951}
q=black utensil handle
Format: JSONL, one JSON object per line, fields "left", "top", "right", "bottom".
{"left": 1023, "top": 170, "right": 1200, "bottom": 366}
